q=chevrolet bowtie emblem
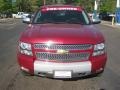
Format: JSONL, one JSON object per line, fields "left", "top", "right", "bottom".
{"left": 57, "top": 49, "right": 69, "bottom": 54}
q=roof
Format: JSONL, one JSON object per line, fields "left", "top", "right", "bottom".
{"left": 40, "top": 5, "right": 83, "bottom": 11}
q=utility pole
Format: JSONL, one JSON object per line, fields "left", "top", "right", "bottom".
{"left": 43, "top": 0, "right": 46, "bottom": 5}
{"left": 116, "top": 0, "right": 120, "bottom": 25}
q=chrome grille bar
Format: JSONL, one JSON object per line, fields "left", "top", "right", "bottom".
{"left": 36, "top": 52, "right": 90, "bottom": 62}
{"left": 34, "top": 44, "right": 92, "bottom": 50}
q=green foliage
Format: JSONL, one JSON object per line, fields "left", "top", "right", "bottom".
{"left": 36, "top": 0, "right": 43, "bottom": 7}
{"left": 65, "top": 0, "right": 116, "bottom": 13}
{"left": 16, "top": 0, "right": 32, "bottom": 12}
{"left": 0, "top": 0, "right": 4, "bottom": 12}
{"left": 75, "top": 0, "right": 94, "bottom": 12}
{"left": 64, "top": 0, "right": 75, "bottom": 4}
{"left": 100, "top": 0, "right": 116, "bottom": 13}
{"left": 0, "top": 0, "right": 117, "bottom": 14}
{"left": 0, "top": 0, "right": 12, "bottom": 13}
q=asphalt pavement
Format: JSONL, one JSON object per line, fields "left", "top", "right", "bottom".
{"left": 0, "top": 19, "right": 120, "bottom": 90}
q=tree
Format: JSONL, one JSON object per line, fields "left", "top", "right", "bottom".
{"left": 74, "top": 0, "right": 94, "bottom": 12}
{"left": 0, "top": 0, "right": 117, "bottom": 15}
{"left": 65, "top": 0, "right": 75, "bottom": 4}
{"left": 0, "top": 0, "right": 4, "bottom": 12}
{"left": 100, "top": 0, "right": 116, "bottom": 13}
{"left": 64, "top": 0, "right": 116, "bottom": 13}
{"left": 16, "top": 0, "right": 32, "bottom": 12}
{"left": 0, "top": 0, "right": 12, "bottom": 12}
{"left": 36, "top": 0, "right": 43, "bottom": 7}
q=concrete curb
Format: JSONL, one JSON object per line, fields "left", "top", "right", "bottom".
{"left": 0, "top": 18, "right": 16, "bottom": 24}
{"left": 101, "top": 21, "right": 120, "bottom": 29}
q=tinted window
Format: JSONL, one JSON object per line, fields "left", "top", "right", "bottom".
{"left": 33, "top": 10, "right": 90, "bottom": 25}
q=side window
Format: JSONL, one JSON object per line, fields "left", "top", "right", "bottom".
{"left": 34, "top": 11, "right": 42, "bottom": 23}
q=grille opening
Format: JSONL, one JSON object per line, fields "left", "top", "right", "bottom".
{"left": 34, "top": 44, "right": 92, "bottom": 50}
{"left": 34, "top": 44, "right": 92, "bottom": 62}
{"left": 36, "top": 52, "right": 90, "bottom": 62}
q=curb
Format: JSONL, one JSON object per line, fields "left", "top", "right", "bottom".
{"left": 0, "top": 18, "right": 15, "bottom": 24}
{"left": 101, "top": 21, "right": 120, "bottom": 29}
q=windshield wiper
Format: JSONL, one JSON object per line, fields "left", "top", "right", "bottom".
{"left": 34, "top": 20, "right": 57, "bottom": 24}
{"left": 65, "top": 21, "right": 84, "bottom": 25}
{"left": 65, "top": 19, "right": 84, "bottom": 25}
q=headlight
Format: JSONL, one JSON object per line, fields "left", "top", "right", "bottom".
{"left": 93, "top": 43, "right": 105, "bottom": 56}
{"left": 20, "top": 42, "right": 32, "bottom": 50}
{"left": 19, "top": 42, "right": 33, "bottom": 56}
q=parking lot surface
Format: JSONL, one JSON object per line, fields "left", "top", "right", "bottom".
{"left": 0, "top": 20, "right": 120, "bottom": 90}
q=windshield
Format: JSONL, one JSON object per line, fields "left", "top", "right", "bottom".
{"left": 33, "top": 10, "right": 90, "bottom": 25}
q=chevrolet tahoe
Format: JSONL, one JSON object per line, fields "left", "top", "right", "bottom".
{"left": 17, "top": 5, "right": 107, "bottom": 79}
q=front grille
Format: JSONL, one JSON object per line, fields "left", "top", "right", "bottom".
{"left": 36, "top": 52, "right": 90, "bottom": 62}
{"left": 34, "top": 44, "right": 92, "bottom": 50}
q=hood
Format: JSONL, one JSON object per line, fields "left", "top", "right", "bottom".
{"left": 20, "top": 24, "right": 104, "bottom": 44}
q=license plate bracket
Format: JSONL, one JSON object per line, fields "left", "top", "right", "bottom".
{"left": 54, "top": 70, "right": 72, "bottom": 78}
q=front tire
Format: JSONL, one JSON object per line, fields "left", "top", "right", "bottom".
{"left": 96, "top": 70, "right": 104, "bottom": 77}
{"left": 21, "top": 70, "right": 32, "bottom": 76}
{"left": 93, "top": 70, "right": 104, "bottom": 77}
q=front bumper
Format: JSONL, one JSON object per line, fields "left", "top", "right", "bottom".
{"left": 18, "top": 53, "right": 107, "bottom": 78}
{"left": 34, "top": 61, "right": 92, "bottom": 78}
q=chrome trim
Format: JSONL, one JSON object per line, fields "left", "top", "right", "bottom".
{"left": 34, "top": 44, "right": 92, "bottom": 50}
{"left": 36, "top": 52, "right": 90, "bottom": 62}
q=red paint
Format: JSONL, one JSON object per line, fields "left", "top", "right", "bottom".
{"left": 17, "top": 5, "right": 107, "bottom": 76}
{"left": 21, "top": 24, "right": 104, "bottom": 44}
{"left": 17, "top": 53, "right": 34, "bottom": 74}
{"left": 91, "top": 53, "right": 107, "bottom": 73}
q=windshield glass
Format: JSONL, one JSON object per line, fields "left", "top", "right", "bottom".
{"left": 33, "top": 10, "right": 90, "bottom": 25}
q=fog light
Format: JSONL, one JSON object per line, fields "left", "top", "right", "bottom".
{"left": 96, "top": 68, "right": 103, "bottom": 73}
{"left": 21, "top": 66, "right": 29, "bottom": 72}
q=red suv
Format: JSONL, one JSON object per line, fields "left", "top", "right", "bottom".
{"left": 17, "top": 5, "right": 107, "bottom": 78}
